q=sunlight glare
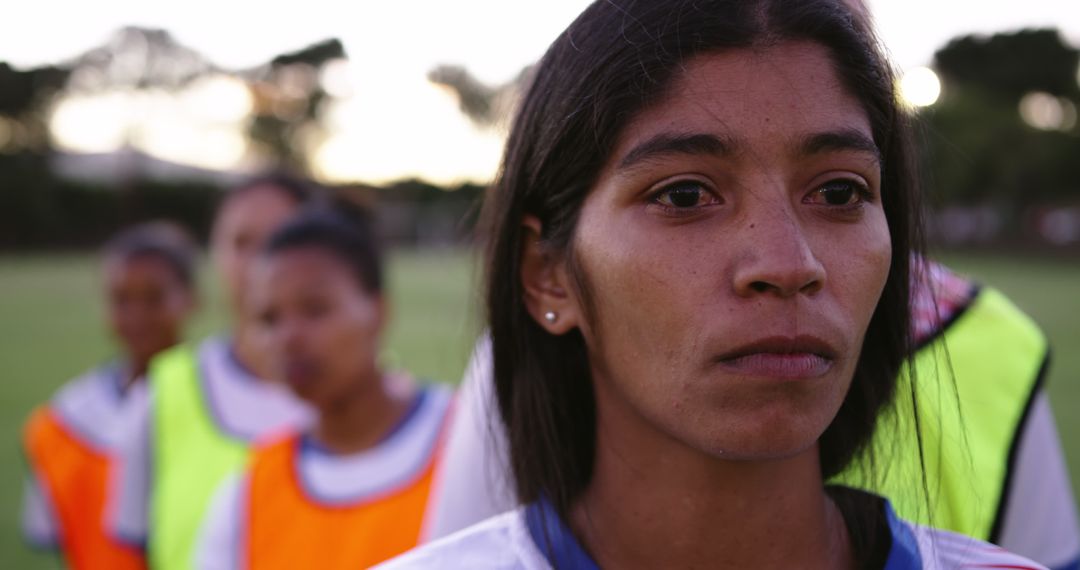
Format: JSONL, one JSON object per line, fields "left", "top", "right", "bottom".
{"left": 49, "top": 92, "right": 130, "bottom": 153}
{"left": 180, "top": 74, "right": 254, "bottom": 124}
{"left": 1019, "top": 91, "right": 1076, "bottom": 131}
{"left": 898, "top": 66, "right": 941, "bottom": 108}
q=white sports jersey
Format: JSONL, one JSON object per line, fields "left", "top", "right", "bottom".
{"left": 382, "top": 495, "right": 1048, "bottom": 570}
{"left": 422, "top": 336, "right": 514, "bottom": 542}
{"left": 108, "top": 336, "right": 313, "bottom": 547}
{"left": 194, "top": 385, "right": 453, "bottom": 570}
{"left": 998, "top": 393, "right": 1080, "bottom": 569}
{"left": 22, "top": 363, "right": 139, "bottom": 548}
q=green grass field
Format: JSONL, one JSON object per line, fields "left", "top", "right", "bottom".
{"left": 0, "top": 250, "right": 1077, "bottom": 567}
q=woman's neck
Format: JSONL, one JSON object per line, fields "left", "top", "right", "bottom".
{"left": 571, "top": 384, "right": 853, "bottom": 570}
{"left": 231, "top": 327, "right": 269, "bottom": 381}
{"left": 313, "top": 371, "right": 415, "bottom": 455}
{"left": 121, "top": 359, "right": 147, "bottom": 392}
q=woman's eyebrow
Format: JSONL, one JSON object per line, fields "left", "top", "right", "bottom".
{"left": 800, "top": 129, "right": 881, "bottom": 162}
{"left": 617, "top": 132, "right": 734, "bottom": 171}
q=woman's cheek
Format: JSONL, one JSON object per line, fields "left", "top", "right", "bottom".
{"left": 841, "top": 215, "right": 892, "bottom": 328}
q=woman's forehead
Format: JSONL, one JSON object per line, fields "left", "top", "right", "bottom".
{"left": 608, "top": 41, "right": 873, "bottom": 167}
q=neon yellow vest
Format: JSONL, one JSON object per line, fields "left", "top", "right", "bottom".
{"left": 835, "top": 286, "right": 1047, "bottom": 541}
{"left": 149, "top": 344, "right": 248, "bottom": 570}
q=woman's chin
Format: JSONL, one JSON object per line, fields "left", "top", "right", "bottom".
{"left": 685, "top": 414, "right": 830, "bottom": 463}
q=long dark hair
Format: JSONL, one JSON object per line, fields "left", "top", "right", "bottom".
{"left": 485, "top": 0, "right": 921, "bottom": 526}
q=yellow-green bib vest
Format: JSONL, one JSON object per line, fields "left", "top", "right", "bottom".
{"left": 834, "top": 286, "right": 1048, "bottom": 542}
{"left": 149, "top": 345, "right": 248, "bottom": 570}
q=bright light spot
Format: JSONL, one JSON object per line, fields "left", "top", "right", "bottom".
{"left": 191, "top": 128, "right": 248, "bottom": 169}
{"left": 1062, "top": 100, "right": 1078, "bottom": 131}
{"left": 898, "top": 67, "right": 941, "bottom": 108}
{"left": 319, "top": 59, "right": 355, "bottom": 99}
{"left": 135, "top": 118, "right": 248, "bottom": 170}
{"left": 180, "top": 75, "right": 253, "bottom": 124}
{"left": 311, "top": 133, "right": 365, "bottom": 182}
{"left": 1019, "top": 92, "right": 1076, "bottom": 131}
{"left": 322, "top": 97, "right": 366, "bottom": 129}
{"left": 1040, "top": 209, "right": 1080, "bottom": 245}
{"left": 49, "top": 83, "right": 250, "bottom": 171}
{"left": 49, "top": 92, "right": 131, "bottom": 153}
{"left": 312, "top": 74, "right": 504, "bottom": 185}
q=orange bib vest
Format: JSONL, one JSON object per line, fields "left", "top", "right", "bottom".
{"left": 244, "top": 434, "right": 440, "bottom": 569}
{"left": 23, "top": 406, "right": 145, "bottom": 570}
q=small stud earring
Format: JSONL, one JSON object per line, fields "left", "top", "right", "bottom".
{"left": 544, "top": 311, "right": 558, "bottom": 324}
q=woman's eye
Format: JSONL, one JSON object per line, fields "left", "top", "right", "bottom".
{"left": 652, "top": 181, "right": 719, "bottom": 209}
{"left": 808, "top": 179, "right": 870, "bottom": 207}
{"left": 257, "top": 309, "right": 278, "bottom": 327}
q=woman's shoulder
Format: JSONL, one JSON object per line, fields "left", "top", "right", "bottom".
{"left": 376, "top": 509, "right": 546, "bottom": 570}
{"left": 33, "top": 362, "right": 134, "bottom": 450}
{"left": 909, "top": 522, "right": 1047, "bottom": 569}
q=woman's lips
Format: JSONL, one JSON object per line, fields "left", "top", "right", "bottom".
{"left": 716, "top": 352, "right": 833, "bottom": 378}
{"left": 284, "top": 360, "right": 319, "bottom": 387}
{"left": 714, "top": 335, "right": 837, "bottom": 379}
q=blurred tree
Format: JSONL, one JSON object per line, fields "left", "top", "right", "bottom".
{"left": 924, "top": 27, "right": 1080, "bottom": 230}
{"left": 2, "top": 28, "right": 229, "bottom": 249}
{"left": 67, "top": 26, "right": 215, "bottom": 92}
{"left": 0, "top": 63, "right": 69, "bottom": 152}
{"left": 427, "top": 64, "right": 531, "bottom": 128}
{"left": 0, "top": 63, "right": 68, "bottom": 117}
{"left": 246, "top": 39, "right": 346, "bottom": 170}
{"left": 269, "top": 39, "right": 345, "bottom": 68}
{"left": 935, "top": 29, "right": 1080, "bottom": 103}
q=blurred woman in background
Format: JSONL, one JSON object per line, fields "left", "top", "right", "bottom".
{"left": 382, "top": 0, "right": 1045, "bottom": 567}
{"left": 195, "top": 208, "right": 452, "bottom": 570}
{"left": 22, "top": 221, "right": 197, "bottom": 570}
{"left": 108, "top": 173, "right": 321, "bottom": 570}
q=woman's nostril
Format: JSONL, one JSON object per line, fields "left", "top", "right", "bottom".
{"left": 750, "top": 281, "right": 771, "bottom": 293}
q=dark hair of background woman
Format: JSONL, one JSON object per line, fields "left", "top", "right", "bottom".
{"left": 221, "top": 170, "right": 327, "bottom": 210}
{"left": 482, "top": 0, "right": 924, "bottom": 548}
{"left": 103, "top": 221, "right": 199, "bottom": 289}
{"left": 262, "top": 203, "right": 384, "bottom": 296}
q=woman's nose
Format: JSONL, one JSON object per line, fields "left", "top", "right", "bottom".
{"left": 271, "top": 315, "right": 307, "bottom": 353}
{"left": 732, "top": 216, "right": 826, "bottom": 298}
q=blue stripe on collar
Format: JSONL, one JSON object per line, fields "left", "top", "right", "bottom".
{"left": 379, "top": 387, "right": 429, "bottom": 444}
{"left": 107, "top": 361, "right": 129, "bottom": 399}
{"left": 299, "top": 388, "right": 430, "bottom": 457}
{"left": 525, "top": 494, "right": 922, "bottom": 569}
{"left": 1054, "top": 556, "right": 1080, "bottom": 570}
{"left": 883, "top": 500, "right": 923, "bottom": 570}
{"left": 525, "top": 497, "right": 599, "bottom": 570}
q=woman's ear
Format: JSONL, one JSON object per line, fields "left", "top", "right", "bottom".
{"left": 520, "top": 215, "right": 580, "bottom": 335}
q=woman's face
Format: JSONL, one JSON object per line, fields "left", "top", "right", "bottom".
{"left": 105, "top": 255, "right": 193, "bottom": 366}
{"left": 563, "top": 41, "right": 891, "bottom": 463}
{"left": 248, "top": 247, "right": 383, "bottom": 409}
{"left": 211, "top": 185, "right": 300, "bottom": 318}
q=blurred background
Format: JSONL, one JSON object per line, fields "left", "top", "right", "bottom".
{"left": 1, "top": 0, "right": 1078, "bottom": 566}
